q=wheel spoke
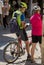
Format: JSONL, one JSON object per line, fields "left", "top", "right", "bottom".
{"left": 3, "top": 42, "right": 19, "bottom": 63}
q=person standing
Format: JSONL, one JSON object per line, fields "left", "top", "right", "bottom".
{"left": 12, "top": 2, "right": 31, "bottom": 60}
{"left": 3, "top": 0, "right": 10, "bottom": 28}
{"left": 30, "top": 6, "right": 42, "bottom": 62}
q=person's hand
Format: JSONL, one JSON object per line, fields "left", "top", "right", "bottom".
{"left": 25, "top": 23, "right": 30, "bottom": 28}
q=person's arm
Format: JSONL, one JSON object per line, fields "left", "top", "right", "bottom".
{"left": 21, "top": 14, "right": 26, "bottom": 28}
{"left": 8, "top": 4, "right": 11, "bottom": 11}
{"left": 1, "top": 1, "right": 5, "bottom": 17}
{"left": 21, "top": 21, "right": 26, "bottom": 28}
{"left": 29, "top": 15, "right": 33, "bottom": 25}
{"left": 1, "top": 1, "right": 4, "bottom": 11}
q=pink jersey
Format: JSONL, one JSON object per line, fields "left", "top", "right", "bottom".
{"left": 30, "top": 13, "right": 42, "bottom": 36}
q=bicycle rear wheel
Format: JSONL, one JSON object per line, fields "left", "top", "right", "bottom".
{"left": 3, "top": 41, "right": 22, "bottom": 63}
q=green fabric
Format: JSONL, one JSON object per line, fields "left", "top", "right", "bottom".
{"left": 12, "top": 10, "right": 23, "bottom": 29}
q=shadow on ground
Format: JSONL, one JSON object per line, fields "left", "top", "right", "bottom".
{"left": 0, "top": 35, "right": 15, "bottom": 47}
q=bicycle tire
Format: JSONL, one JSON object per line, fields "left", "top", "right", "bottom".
{"left": 3, "top": 41, "right": 22, "bottom": 63}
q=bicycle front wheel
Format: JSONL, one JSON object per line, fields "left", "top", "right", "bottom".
{"left": 3, "top": 41, "right": 20, "bottom": 63}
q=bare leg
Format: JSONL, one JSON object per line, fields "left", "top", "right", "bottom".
{"left": 40, "top": 44, "right": 42, "bottom": 50}
{"left": 25, "top": 40, "right": 30, "bottom": 56}
{"left": 18, "top": 36, "right": 22, "bottom": 47}
{"left": 31, "top": 43, "right": 36, "bottom": 60}
{"left": 17, "top": 36, "right": 22, "bottom": 54}
{"left": 39, "top": 44, "right": 42, "bottom": 58}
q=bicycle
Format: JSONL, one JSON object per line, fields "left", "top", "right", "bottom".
{"left": 3, "top": 23, "right": 41, "bottom": 64}
{"left": 3, "top": 23, "right": 32, "bottom": 63}
{"left": 3, "top": 36, "right": 32, "bottom": 63}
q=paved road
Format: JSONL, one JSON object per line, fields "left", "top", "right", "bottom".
{"left": 0, "top": 25, "right": 42, "bottom": 65}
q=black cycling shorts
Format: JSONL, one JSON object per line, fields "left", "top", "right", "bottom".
{"left": 16, "top": 29, "right": 28, "bottom": 41}
{"left": 32, "top": 35, "right": 42, "bottom": 44}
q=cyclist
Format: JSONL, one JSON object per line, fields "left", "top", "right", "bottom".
{"left": 30, "top": 6, "right": 42, "bottom": 62}
{"left": 12, "top": 2, "right": 31, "bottom": 60}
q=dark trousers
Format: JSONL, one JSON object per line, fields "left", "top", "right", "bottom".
{"left": 3, "top": 15, "right": 8, "bottom": 28}
{"left": 0, "top": 14, "right": 3, "bottom": 24}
